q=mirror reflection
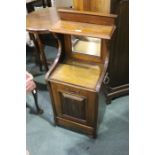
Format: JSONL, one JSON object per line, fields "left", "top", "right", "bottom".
{"left": 71, "top": 35, "right": 101, "bottom": 57}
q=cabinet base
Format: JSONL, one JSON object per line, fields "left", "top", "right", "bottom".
{"left": 56, "top": 117, "right": 96, "bottom": 138}
{"left": 103, "top": 83, "right": 129, "bottom": 104}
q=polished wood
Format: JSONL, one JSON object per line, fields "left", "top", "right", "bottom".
{"left": 26, "top": 1, "right": 53, "bottom": 71}
{"left": 90, "top": 0, "right": 111, "bottom": 13}
{"left": 56, "top": 117, "right": 94, "bottom": 136}
{"left": 44, "top": 8, "right": 116, "bottom": 137}
{"left": 58, "top": 9, "right": 117, "bottom": 25}
{"left": 72, "top": 0, "right": 111, "bottom": 13}
{"left": 26, "top": 7, "right": 60, "bottom": 32}
{"left": 26, "top": 7, "right": 59, "bottom": 71}
{"left": 103, "top": 0, "right": 129, "bottom": 103}
{"left": 26, "top": 7, "right": 114, "bottom": 70}
{"left": 26, "top": 7, "right": 115, "bottom": 70}
{"left": 72, "top": 0, "right": 90, "bottom": 11}
{"left": 35, "top": 32, "right": 49, "bottom": 71}
{"left": 50, "top": 82, "right": 98, "bottom": 137}
{"left": 27, "top": 8, "right": 116, "bottom": 39}
{"left": 49, "top": 61, "right": 102, "bottom": 90}
{"left": 26, "top": 7, "right": 116, "bottom": 137}
{"left": 61, "top": 92, "right": 86, "bottom": 120}
{"left": 50, "top": 20, "right": 115, "bottom": 40}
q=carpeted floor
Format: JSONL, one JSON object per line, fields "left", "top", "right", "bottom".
{"left": 26, "top": 45, "right": 129, "bottom": 155}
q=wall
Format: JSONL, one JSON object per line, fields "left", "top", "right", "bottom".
{"left": 55, "top": 0, "right": 73, "bottom": 7}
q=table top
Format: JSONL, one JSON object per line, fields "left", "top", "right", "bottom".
{"left": 26, "top": 7, "right": 116, "bottom": 39}
{"left": 26, "top": 7, "right": 60, "bottom": 31}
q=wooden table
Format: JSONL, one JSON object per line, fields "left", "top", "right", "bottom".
{"left": 26, "top": 7, "right": 59, "bottom": 71}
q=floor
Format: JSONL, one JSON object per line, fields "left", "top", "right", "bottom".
{"left": 26, "top": 45, "right": 129, "bottom": 155}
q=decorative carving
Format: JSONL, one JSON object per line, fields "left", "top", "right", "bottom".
{"left": 60, "top": 92, "right": 86, "bottom": 120}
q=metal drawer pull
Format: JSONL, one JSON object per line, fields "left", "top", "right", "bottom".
{"left": 66, "top": 88, "right": 80, "bottom": 94}
{"left": 103, "top": 73, "right": 110, "bottom": 84}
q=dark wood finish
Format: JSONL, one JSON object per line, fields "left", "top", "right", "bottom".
{"left": 28, "top": 32, "right": 43, "bottom": 70}
{"left": 26, "top": 4, "right": 56, "bottom": 71}
{"left": 61, "top": 92, "right": 86, "bottom": 120}
{"left": 45, "top": 33, "right": 64, "bottom": 124}
{"left": 103, "top": 0, "right": 129, "bottom": 103}
{"left": 32, "top": 89, "right": 44, "bottom": 114}
{"left": 26, "top": 0, "right": 51, "bottom": 12}
{"left": 26, "top": 71, "right": 43, "bottom": 114}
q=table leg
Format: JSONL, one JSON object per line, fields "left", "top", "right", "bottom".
{"left": 35, "top": 33, "right": 49, "bottom": 71}
{"left": 30, "top": 33, "right": 43, "bottom": 71}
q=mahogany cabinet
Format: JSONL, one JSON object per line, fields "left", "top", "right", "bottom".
{"left": 103, "top": 0, "right": 129, "bottom": 103}
{"left": 26, "top": 6, "right": 116, "bottom": 137}
{"left": 44, "top": 8, "right": 117, "bottom": 137}
{"left": 70, "top": 0, "right": 129, "bottom": 104}
{"left": 72, "top": 0, "right": 111, "bottom": 13}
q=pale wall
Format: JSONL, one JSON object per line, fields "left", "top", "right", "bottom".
{"left": 55, "top": 0, "right": 73, "bottom": 7}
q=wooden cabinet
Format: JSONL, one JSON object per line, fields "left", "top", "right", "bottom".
{"left": 26, "top": 7, "right": 116, "bottom": 137}
{"left": 71, "top": 0, "right": 129, "bottom": 104}
{"left": 47, "top": 56, "right": 106, "bottom": 137}
{"left": 44, "top": 8, "right": 117, "bottom": 137}
{"left": 103, "top": 0, "right": 129, "bottom": 103}
{"left": 72, "top": 0, "right": 111, "bottom": 13}
{"left": 26, "top": 5, "right": 117, "bottom": 137}
{"left": 51, "top": 82, "right": 98, "bottom": 135}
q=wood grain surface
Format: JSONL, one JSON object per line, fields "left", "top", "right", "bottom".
{"left": 50, "top": 60, "right": 102, "bottom": 89}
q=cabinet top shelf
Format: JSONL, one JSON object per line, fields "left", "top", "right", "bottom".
{"left": 26, "top": 7, "right": 116, "bottom": 39}
{"left": 50, "top": 20, "right": 115, "bottom": 39}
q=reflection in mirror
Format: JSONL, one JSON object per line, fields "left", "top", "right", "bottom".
{"left": 71, "top": 35, "right": 101, "bottom": 57}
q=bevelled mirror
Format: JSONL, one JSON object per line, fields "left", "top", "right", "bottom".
{"left": 71, "top": 35, "right": 101, "bottom": 57}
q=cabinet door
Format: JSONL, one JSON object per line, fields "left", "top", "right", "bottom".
{"left": 51, "top": 82, "right": 97, "bottom": 126}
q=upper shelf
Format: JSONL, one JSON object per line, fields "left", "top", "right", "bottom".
{"left": 26, "top": 7, "right": 117, "bottom": 39}
{"left": 50, "top": 20, "right": 115, "bottom": 39}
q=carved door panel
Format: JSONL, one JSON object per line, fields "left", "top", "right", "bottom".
{"left": 51, "top": 82, "right": 97, "bottom": 126}
{"left": 60, "top": 92, "right": 86, "bottom": 121}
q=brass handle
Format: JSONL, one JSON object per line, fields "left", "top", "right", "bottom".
{"left": 103, "top": 72, "right": 110, "bottom": 84}
{"left": 66, "top": 88, "right": 80, "bottom": 94}
{"left": 69, "top": 90, "right": 80, "bottom": 94}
